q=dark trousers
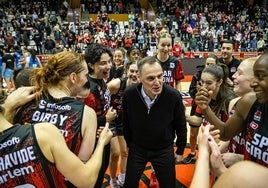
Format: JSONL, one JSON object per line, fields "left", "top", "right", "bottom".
{"left": 124, "top": 144, "right": 175, "bottom": 188}
{"left": 94, "top": 143, "right": 110, "bottom": 188}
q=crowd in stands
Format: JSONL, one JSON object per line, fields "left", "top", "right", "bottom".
{"left": 0, "top": 0, "right": 267, "bottom": 61}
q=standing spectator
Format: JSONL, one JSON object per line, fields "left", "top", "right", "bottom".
{"left": 108, "top": 35, "right": 118, "bottom": 52}
{"left": 33, "top": 30, "right": 43, "bottom": 54}
{"left": 4, "top": 32, "right": 15, "bottom": 51}
{"left": 137, "top": 31, "right": 145, "bottom": 49}
{"left": 44, "top": 35, "right": 56, "bottom": 54}
{"left": 67, "top": 31, "right": 76, "bottom": 51}
{"left": 219, "top": 40, "right": 241, "bottom": 86}
{"left": 172, "top": 39, "right": 184, "bottom": 59}
{"left": 207, "top": 34, "right": 215, "bottom": 52}
{"left": 122, "top": 56, "right": 187, "bottom": 187}
{"left": 240, "top": 37, "right": 248, "bottom": 52}
{"left": 189, "top": 35, "right": 198, "bottom": 51}
{"left": 249, "top": 37, "right": 258, "bottom": 52}
{"left": 149, "top": 33, "right": 158, "bottom": 54}
{"left": 110, "top": 19, "right": 117, "bottom": 34}
{"left": 13, "top": 45, "right": 25, "bottom": 69}
{"left": 2, "top": 48, "right": 15, "bottom": 93}
{"left": 257, "top": 37, "right": 265, "bottom": 52}
{"left": 124, "top": 35, "right": 133, "bottom": 51}
{"left": 128, "top": 11, "right": 135, "bottom": 30}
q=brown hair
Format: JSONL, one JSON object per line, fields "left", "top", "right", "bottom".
{"left": 33, "top": 51, "right": 85, "bottom": 94}
{"left": 0, "top": 89, "right": 8, "bottom": 113}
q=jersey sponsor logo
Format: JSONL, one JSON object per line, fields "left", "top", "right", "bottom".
{"left": 253, "top": 110, "right": 262, "bottom": 121}
{"left": 230, "top": 67, "right": 237, "bottom": 73}
{"left": 0, "top": 137, "right": 20, "bottom": 150}
{"left": 245, "top": 133, "right": 268, "bottom": 164}
{"left": 39, "top": 99, "right": 72, "bottom": 111}
{"left": 249, "top": 121, "right": 259, "bottom": 129}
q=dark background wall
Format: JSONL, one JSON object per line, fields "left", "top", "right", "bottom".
{"left": 181, "top": 58, "right": 205, "bottom": 75}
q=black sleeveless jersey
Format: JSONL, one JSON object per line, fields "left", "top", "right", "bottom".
{"left": 110, "top": 77, "right": 127, "bottom": 126}
{"left": 0, "top": 124, "right": 65, "bottom": 187}
{"left": 243, "top": 100, "right": 268, "bottom": 167}
{"left": 14, "top": 93, "right": 84, "bottom": 155}
{"left": 84, "top": 76, "right": 111, "bottom": 127}
{"left": 228, "top": 100, "right": 244, "bottom": 154}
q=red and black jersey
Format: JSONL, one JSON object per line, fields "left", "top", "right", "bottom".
{"left": 155, "top": 55, "right": 184, "bottom": 88}
{"left": 227, "top": 100, "right": 244, "bottom": 154}
{"left": 84, "top": 76, "right": 111, "bottom": 127}
{"left": 14, "top": 92, "right": 84, "bottom": 156}
{"left": 243, "top": 100, "right": 268, "bottom": 167}
{"left": 0, "top": 124, "right": 65, "bottom": 187}
{"left": 110, "top": 78, "right": 127, "bottom": 126}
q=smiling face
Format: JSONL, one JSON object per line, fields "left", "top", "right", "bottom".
{"left": 113, "top": 50, "right": 124, "bottom": 68}
{"left": 89, "top": 53, "right": 112, "bottom": 79}
{"left": 201, "top": 72, "right": 222, "bottom": 99}
{"left": 139, "top": 62, "right": 163, "bottom": 100}
{"left": 128, "top": 49, "right": 142, "bottom": 62}
{"left": 250, "top": 54, "right": 268, "bottom": 103}
{"left": 126, "top": 63, "right": 139, "bottom": 85}
{"left": 232, "top": 58, "right": 255, "bottom": 96}
{"left": 221, "top": 42, "right": 233, "bottom": 62}
{"left": 157, "top": 37, "right": 172, "bottom": 56}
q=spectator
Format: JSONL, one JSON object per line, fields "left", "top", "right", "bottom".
{"left": 249, "top": 37, "right": 258, "bottom": 51}
{"left": 128, "top": 11, "right": 135, "bottom": 30}
{"left": 189, "top": 35, "right": 198, "bottom": 51}
{"left": 44, "top": 35, "right": 56, "bottom": 54}
{"left": 257, "top": 37, "right": 265, "bottom": 52}
{"left": 2, "top": 48, "right": 15, "bottom": 93}
{"left": 0, "top": 48, "right": 3, "bottom": 88}
{"left": 33, "top": 30, "right": 43, "bottom": 54}
{"left": 4, "top": 32, "right": 15, "bottom": 51}
{"left": 172, "top": 39, "right": 184, "bottom": 59}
